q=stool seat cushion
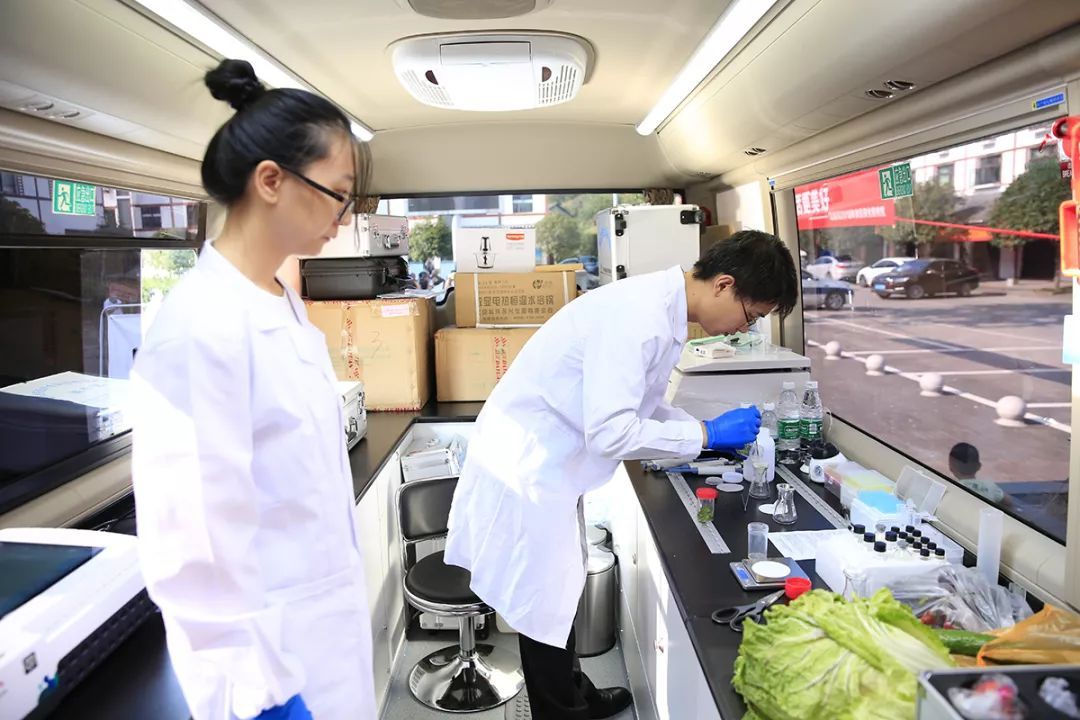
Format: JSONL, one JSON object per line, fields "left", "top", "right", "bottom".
{"left": 405, "top": 551, "right": 481, "bottom": 606}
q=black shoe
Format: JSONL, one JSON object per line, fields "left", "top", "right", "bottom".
{"left": 588, "top": 687, "right": 632, "bottom": 719}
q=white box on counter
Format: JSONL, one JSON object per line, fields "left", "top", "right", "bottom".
{"left": 452, "top": 227, "right": 537, "bottom": 273}
{"left": 337, "top": 381, "right": 366, "bottom": 449}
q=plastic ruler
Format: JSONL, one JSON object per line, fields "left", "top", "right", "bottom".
{"left": 775, "top": 464, "right": 847, "bottom": 529}
{"left": 666, "top": 472, "right": 731, "bottom": 554}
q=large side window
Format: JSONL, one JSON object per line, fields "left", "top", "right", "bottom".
{"left": 0, "top": 171, "right": 204, "bottom": 511}
{"left": 794, "top": 118, "right": 1071, "bottom": 543}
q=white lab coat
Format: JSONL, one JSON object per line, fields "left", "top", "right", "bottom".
{"left": 130, "top": 242, "right": 375, "bottom": 720}
{"left": 444, "top": 267, "right": 703, "bottom": 648}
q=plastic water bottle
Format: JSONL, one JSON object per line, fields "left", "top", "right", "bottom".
{"left": 761, "top": 402, "right": 778, "bottom": 440}
{"left": 776, "top": 382, "right": 801, "bottom": 465}
{"left": 799, "top": 380, "right": 824, "bottom": 461}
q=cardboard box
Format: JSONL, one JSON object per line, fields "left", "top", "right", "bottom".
{"left": 455, "top": 268, "right": 575, "bottom": 328}
{"left": 452, "top": 226, "right": 537, "bottom": 273}
{"left": 306, "top": 298, "right": 433, "bottom": 411}
{"left": 435, "top": 327, "right": 538, "bottom": 402}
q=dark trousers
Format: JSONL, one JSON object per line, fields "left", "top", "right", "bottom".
{"left": 518, "top": 626, "right": 600, "bottom": 720}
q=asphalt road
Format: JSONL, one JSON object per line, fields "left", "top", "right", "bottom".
{"left": 803, "top": 284, "right": 1072, "bottom": 541}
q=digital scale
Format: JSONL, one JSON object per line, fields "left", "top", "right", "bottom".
{"left": 729, "top": 557, "right": 810, "bottom": 590}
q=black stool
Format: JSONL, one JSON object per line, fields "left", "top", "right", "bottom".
{"left": 396, "top": 476, "right": 524, "bottom": 712}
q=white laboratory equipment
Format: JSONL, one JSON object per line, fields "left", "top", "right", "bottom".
{"left": 320, "top": 214, "right": 410, "bottom": 258}
{"left": 665, "top": 343, "right": 811, "bottom": 421}
{"left": 0, "top": 528, "right": 149, "bottom": 720}
{"left": 339, "top": 380, "right": 367, "bottom": 450}
{"left": 594, "top": 204, "right": 703, "bottom": 285}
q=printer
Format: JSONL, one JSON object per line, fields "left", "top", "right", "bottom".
{"left": 0, "top": 527, "right": 151, "bottom": 719}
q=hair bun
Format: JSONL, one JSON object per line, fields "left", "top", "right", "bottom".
{"left": 205, "top": 59, "right": 267, "bottom": 111}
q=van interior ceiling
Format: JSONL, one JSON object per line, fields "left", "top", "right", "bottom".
{"left": 2, "top": 1, "right": 1080, "bottom": 720}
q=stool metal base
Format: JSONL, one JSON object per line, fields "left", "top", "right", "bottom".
{"left": 408, "top": 643, "right": 524, "bottom": 713}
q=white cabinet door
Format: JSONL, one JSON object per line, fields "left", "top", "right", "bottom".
{"left": 379, "top": 451, "right": 407, "bottom": 661}
{"left": 630, "top": 487, "right": 722, "bottom": 720}
{"left": 357, "top": 468, "right": 391, "bottom": 708}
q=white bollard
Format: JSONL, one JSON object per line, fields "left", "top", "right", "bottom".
{"left": 995, "top": 396, "right": 1027, "bottom": 427}
{"left": 919, "top": 373, "right": 944, "bottom": 397}
{"left": 825, "top": 341, "right": 842, "bottom": 360}
{"left": 865, "top": 355, "right": 885, "bottom": 376}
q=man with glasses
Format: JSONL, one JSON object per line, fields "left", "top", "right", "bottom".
{"left": 445, "top": 229, "right": 799, "bottom": 720}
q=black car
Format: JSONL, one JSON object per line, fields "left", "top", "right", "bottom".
{"left": 873, "top": 258, "right": 980, "bottom": 300}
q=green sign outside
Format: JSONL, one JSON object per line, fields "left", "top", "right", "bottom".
{"left": 878, "top": 163, "right": 913, "bottom": 201}
{"left": 52, "top": 180, "right": 97, "bottom": 216}
{"left": 878, "top": 167, "right": 895, "bottom": 199}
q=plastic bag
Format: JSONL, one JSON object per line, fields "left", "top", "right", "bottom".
{"left": 978, "top": 605, "right": 1080, "bottom": 666}
{"left": 947, "top": 674, "right": 1025, "bottom": 720}
{"left": 883, "top": 565, "right": 1032, "bottom": 633}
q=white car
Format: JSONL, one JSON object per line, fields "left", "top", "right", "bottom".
{"left": 857, "top": 257, "right": 915, "bottom": 286}
{"left": 804, "top": 255, "right": 864, "bottom": 282}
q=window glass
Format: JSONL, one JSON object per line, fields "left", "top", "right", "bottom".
{"left": 0, "top": 170, "right": 203, "bottom": 504}
{"left": 0, "top": 174, "right": 200, "bottom": 241}
{"left": 794, "top": 118, "right": 1071, "bottom": 542}
{"left": 381, "top": 192, "right": 645, "bottom": 298}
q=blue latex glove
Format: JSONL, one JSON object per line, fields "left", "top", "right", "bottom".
{"left": 256, "top": 696, "right": 312, "bottom": 720}
{"left": 703, "top": 407, "right": 761, "bottom": 450}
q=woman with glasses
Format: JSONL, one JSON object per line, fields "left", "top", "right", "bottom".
{"left": 130, "top": 59, "right": 374, "bottom": 720}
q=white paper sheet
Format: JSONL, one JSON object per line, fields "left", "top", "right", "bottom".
{"left": 768, "top": 529, "right": 850, "bottom": 560}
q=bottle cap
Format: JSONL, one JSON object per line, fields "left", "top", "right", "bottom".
{"left": 863, "top": 532, "right": 875, "bottom": 543}
{"left": 874, "top": 541, "right": 886, "bottom": 553}
{"left": 695, "top": 487, "right": 718, "bottom": 500}
{"left": 905, "top": 525, "right": 915, "bottom": 533}
{"left": 852, "top": 524, "right": 866, "bottom": 536}
{"left": 885, "top": 531, "right": 898, "bottom": 542}
{"left": 764, "top": 402, "right": 776, "bottom": 411}
{"left": 890, "top": 526, "right": 901, "bottom": 533}
{"left": 926, "top": 542, "right": 937, "bottom": 551}
{"left": 898, "top": 531, "right": 909, "bottom": 541}
{"left": 920, "top": 548, "right": 931, "bottom": 558}
{"left": 806, "top": 380, "right": 819, "bottom": 388}
{"left": 782, "top": 381, "right": 795, "bottom": 390}
{"left": 912, "top": 529, "right": 923, "bottom": 538}
{"left": 935, "top": 548, "right": 946, "bottom": 558}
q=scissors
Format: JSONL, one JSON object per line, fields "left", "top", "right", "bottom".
{"left": 710, "top": 590, "right": 785, "bottom": 632}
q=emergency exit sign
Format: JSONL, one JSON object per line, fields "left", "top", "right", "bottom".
{"left": 878, "top": 162, "right": 913, "bottom": 200}
{"left": 52, "top": 180, "right": 96, "bottom": 216}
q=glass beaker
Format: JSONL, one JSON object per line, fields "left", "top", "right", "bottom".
{"left": 773, "top": 483, "right": 798, "bottom": 524}
{"left": 746, "top": 442, "right": 770, "bottom": 499}
{"left": 747, "top": 522, "right": 769, "bottom": 560}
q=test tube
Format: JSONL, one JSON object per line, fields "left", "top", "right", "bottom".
{"left": 977, "top": 507, "right": 1004, "bottom": 586}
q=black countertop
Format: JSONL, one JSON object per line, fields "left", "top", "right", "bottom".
{"left": 625, "top": 461, "right": 840, "bottom": 717}
{"left": 53, "top": 404, "right": 840, "bottom": 720}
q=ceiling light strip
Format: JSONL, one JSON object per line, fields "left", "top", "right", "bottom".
{"left": 636, "top": 0, "right": 781, "bottom": 136}
{"left": 130, "top": 0, "right": 374, "bottom": 141}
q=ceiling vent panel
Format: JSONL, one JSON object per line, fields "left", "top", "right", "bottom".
{"left": 405, "top": 0, "right": 550, "bottom": 19}
{"left": 391, "top": 33, "right": 589, "bottom": 111}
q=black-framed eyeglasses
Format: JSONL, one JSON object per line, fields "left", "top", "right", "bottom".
{"left": 279, "top": 164, "right": 355, "bottom": 223}
{"left": 740, "top": 298, "right": 765, "bottom": 329}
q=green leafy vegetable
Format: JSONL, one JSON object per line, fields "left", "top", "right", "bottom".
{"left": 733, "top": 589, "right": 954, "bottom": 720}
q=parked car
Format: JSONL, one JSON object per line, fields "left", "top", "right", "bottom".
{"left": 801, "top": 270, "right": 853, "bottom": 310}
{"left": 856, "top": 257, "right": 914, "bottom": 286}
{"left": 873, "top": 258, "right": 980, "bottom": 299}
{"left": 805, "top": 254, "right": 865, "bottom": 282}
{"left": 560, "top": 255, "right": 599, "bottom": 275}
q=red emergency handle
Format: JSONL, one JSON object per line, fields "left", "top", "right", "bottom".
{"left": 1054, "top": 116, "right": 1080, "bottom": 277}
